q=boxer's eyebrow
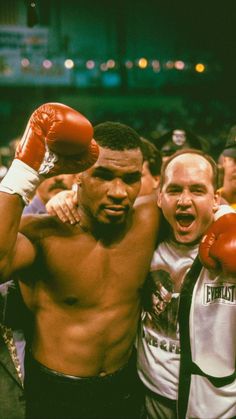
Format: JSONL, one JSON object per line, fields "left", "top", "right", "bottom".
{"left": 123, "top": 172, "right": 142, "bottom": 183}
{"left": 93, "top": 167, "right": 112, "bottom": 174}
{"left": 92, "top": 167, "right": 141, "bottom": 183}
{"left": 93, "top": 167, "right": 113, "bottom": 176}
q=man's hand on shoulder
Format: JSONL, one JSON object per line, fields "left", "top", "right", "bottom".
{"left": 46, "top": 190, "right": 79, "bottom": 225}
{"left": 20, "top": 213, "right": 71, "bottom": 242}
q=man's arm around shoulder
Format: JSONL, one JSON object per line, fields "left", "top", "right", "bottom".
{"left": 134, "top": 194, "right": 161, "bottom": 244}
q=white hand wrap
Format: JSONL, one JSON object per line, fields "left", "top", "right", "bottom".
{"left": 0, "top": 159, "right": 43, "bottom": 205}
{"left": 214, "top": 204, "right": 235, "bottom": 220}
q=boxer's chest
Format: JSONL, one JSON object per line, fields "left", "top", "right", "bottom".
{"left": 36, "top": 231, "right": 151, "bottom": 302}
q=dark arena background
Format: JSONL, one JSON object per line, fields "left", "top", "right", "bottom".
{"left": 0, "top": 0, "right": 235, "bottom": 163}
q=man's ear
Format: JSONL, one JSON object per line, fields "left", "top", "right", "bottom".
{"left": 153, "top": 175, "right": 160, "bottom": 190}
{"left": 76, "top": 173, "right": 82, "bottom": 186}
{"left": 213, "top": 191, "right": 221, "bottom": 213}
{"left": 157, "top": 187, "right": 162, "bottom": 208}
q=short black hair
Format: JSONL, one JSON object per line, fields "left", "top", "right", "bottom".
{"left": 94, "top": 121, "right": 142, "bottom": 151}
{"left": 140, "top": 137, "right": 162, "bottom": 176}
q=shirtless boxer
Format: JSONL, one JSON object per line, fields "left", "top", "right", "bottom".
{"left": 0, "top": 103, "right": 160, "bottom": 419}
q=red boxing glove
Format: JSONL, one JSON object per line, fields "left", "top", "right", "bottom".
{"left": 0, "top": 103, "right": 99, "bottom": 204}
{"left": 199, "top": 213, "right": 236, "bottom": 274}
{"left": 15, "top": 102, "right": 99, "bottom": 175}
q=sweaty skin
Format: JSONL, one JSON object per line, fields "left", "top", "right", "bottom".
{"left": 0, "top": 146, "right": 160, "bottom": 377}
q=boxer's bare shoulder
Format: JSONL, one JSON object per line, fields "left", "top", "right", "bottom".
{"left": 19, "top": 213, "right": 75, "bottom": 242}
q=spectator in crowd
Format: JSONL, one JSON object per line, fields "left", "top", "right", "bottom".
{"left": 23, "top": 174, "right": 76, "bottom": 215}
{"left": 0, "top": 146, "right": 12, "bottom": 180}
{"left": 154, "top": 128, "right": 209, "bottom": 162}
{"left": 0, "top": 280, "right": 29, "bottom": 419}
{"left": 138, "top": 137, "right": 162, "bottom": 200}
{"left": 0, "top": 164, "right": 8, "bottom": 181}
{"left": 218, "top": 125, "right": 236, "bottom": 209}
{"left": 8, "top": 137, "right": 21, "bottom": 161}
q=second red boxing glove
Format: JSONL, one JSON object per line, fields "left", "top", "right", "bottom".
{"left": 199, "top": 212, "right": 236, "bottom": 274}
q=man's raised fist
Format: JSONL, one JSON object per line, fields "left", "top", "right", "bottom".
{"left": 15, "top": 102, "right": 99, "bottom": 176}
{"left": 0, "top": 103, "right": 99, "bottom": 204}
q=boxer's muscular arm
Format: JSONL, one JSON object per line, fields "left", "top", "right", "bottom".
{"left": 0, "top": 102, "right": 99, "bottom": 281}
{"left": 0, "top": 193, "right": 36, "bottom": 281}
{"left": 135, "top": 193, "right": 161, "bottom": 246}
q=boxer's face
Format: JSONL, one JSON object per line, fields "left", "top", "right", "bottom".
{"left": 158, "top": 153, "right": 220, "bottom": 244}
{"left": 77, "top": 146, "right": 143, "bottom": 225}
{"left": 222, "top": 156, "right": 236, "bottom": 190}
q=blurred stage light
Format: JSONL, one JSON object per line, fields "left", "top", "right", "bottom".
{"left": 21, "top": 58, "right": 30, "bottom": 68}
{"left": 107, "top": 59, "right": 116, "bottom": 69}
{"left": 43, "top": 59, "right": 52, "bottom": 69}
{"left": 151, "top": 60, "right": 160, "bottom": 72}
{"left": 195, "top": 63, "right": 205, "bottom": 73}
{"left": 86, "top": 60, "right": 95, "bottom": 69}
{"left": 125, "top": 60, "right": 133, "bottom": 69}
{"left": 138, "top": 58, "right": 148, "bottom": 69}
{"left": 174, "top": 60, "right": 185, "bottom": 70}
{"left": 100, "top": 63, "right": 108, "bottom": 71}
{"left": 64, "top": 59, "right": 74, "bottom": 69}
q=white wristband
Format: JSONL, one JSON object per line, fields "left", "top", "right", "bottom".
{"left": 0, "top": 159, "right": 43, "bottom": 205}
{"left": 214, "top": 204, "right": 235, "bottom": 220}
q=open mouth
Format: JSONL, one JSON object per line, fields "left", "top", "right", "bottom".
{"left": 175, "top": 213, "right": 195, "bottom": 228}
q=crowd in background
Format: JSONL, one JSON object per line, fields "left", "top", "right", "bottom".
{"left": 0, "top": 108, "right": 235, "bottom": 198}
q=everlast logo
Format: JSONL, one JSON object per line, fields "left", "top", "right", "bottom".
{"left": 204, "top": 283, "right": 236, "bottom": 305}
